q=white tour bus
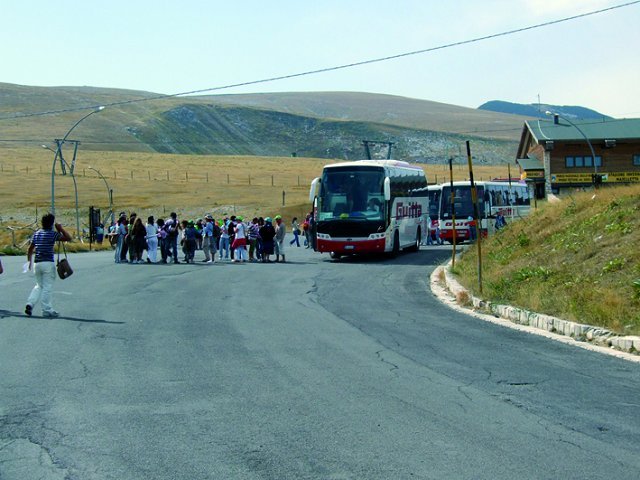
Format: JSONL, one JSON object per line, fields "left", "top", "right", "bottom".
{"left": 309, "top": 160, "right": 428, "bottom": 258}
{"left": 438, "top": 180, "right": 532, "bottom": 243}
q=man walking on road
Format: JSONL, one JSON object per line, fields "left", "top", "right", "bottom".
{"left": 25, "top": 213, "right": 72, "bottom": 318}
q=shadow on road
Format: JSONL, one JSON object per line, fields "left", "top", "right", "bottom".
{"left": 320, "top": 247, "right": 452, "bottom": 267}
{"left": 0, "top": 309, "right": 124, "bottom": 324}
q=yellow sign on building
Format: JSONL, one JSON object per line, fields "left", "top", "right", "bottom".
{"left": 552, "top": 172, "right": 640, "bottom": 184}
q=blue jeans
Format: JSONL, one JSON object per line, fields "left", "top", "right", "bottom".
{"left": 290, "top": 231, "right": 300, "bottom": 246}
{"left": 219, "top": 237, "right": 230, "bottom": 258}
{"left": 169, "top": 235, "right": 179, "bottom": 262}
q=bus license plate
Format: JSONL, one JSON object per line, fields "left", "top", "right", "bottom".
{"left": 344, "top": 245, "right": 355, "bottom": 250}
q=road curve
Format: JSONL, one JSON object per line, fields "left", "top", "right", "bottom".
{"left": 0, "top": 245, "right": 638, "bottom": 479}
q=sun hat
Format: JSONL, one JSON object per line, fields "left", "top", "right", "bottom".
{"left": 265, "top": 217, "right": 272, "bottom": 223}
{"left": 274, "top": 215, "right": 282, "bottom": 220}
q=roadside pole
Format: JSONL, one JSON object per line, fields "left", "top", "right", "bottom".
{"left": 466, "top": 141, "right": 482, "bottom": 294}
{"left": 449, "top": 157, "right": 457, "bottom": 269}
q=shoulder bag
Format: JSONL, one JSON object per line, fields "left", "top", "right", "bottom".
{"left": 56, "top": 241, "right": 73, "bottom": 279}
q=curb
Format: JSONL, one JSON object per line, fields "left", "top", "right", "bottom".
{"left": 432, "top": 263, "right": 640, "bottom": 358}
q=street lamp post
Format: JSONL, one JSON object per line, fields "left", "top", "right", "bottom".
{"left": 88, "top": 166, "right": 114, "bottom": 226}
{"left": 545, "top": 111, "right": 600, "bottom": 186}
{"left": 50, "top": 106, "right": 105, "bottom": 218}
{"left": 43, "top": 144, "right": 81, "bottom": 240}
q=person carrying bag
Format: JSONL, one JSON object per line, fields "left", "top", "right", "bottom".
{"left": 25, "top": 213, "right": 72, "bottom": 318}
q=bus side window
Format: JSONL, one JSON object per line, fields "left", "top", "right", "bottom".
{"left": 514, "top": 190, "right": 522, "bottom": 205}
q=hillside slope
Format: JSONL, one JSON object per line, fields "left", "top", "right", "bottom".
{"left": 455, "top": 185, "right": 640, "bottom": 334}
{"left": 1, "top": 83, "right": 525, "bottom": 161}
{"left": 134, "top": 103, "right": 516, "bottom": 161}
{"left": 200, "top": 91, "right": 532, "bottom": 140}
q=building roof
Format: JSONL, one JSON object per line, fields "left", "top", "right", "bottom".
{"left": 525, "top": 117, "right": 640, "bottom": 143}
{"left": 516, "top": 157, "right": 544, "bottom": 170}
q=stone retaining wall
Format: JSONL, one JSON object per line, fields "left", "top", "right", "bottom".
{"left": 437, "top": 265, "right": 640, "bottom": 356}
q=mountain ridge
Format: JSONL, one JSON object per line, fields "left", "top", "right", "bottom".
{"left": 1, "top": 83, "right": 533, "bottom": 162}
{"left": 478, "top": 100, "right": 612, "bottom": 120}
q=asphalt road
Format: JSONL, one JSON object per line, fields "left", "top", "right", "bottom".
{"left": 1, "top": 243, "right": 639, "bottom": 479}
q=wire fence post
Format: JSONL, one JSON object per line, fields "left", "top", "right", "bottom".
{"left": 449, "top": 157, "right": 457, "bottom": 269}
{"left": 466, "top": 140, "right": 483, "bottom": 295}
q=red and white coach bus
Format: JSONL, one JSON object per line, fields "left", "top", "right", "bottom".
{"left": 439, "top": 180, "right": 532, "bottom": 243}
{"left": 309, "top": 160, "right": 428, "bottom": 258}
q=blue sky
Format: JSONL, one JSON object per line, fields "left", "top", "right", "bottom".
{"left": 3, "top": 0, "right": 639, "bottom": 117}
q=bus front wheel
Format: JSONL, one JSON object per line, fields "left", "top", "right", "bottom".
{"left": 390, "top": 231, "right": 400, "bottom": 257}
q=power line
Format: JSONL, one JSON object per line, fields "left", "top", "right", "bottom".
{"left": 1, "top": 0, "right": 638, "bottom": 122}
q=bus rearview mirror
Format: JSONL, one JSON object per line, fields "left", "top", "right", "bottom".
{"left": 310, "top": 177, "right": 320, "bottom": 202}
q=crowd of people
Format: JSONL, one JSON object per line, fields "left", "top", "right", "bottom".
{"left": 108, "top": 211, "right": 315, "bottom": 265}
{"left": 2, "top": 211, "right": 315, "bottom": 319}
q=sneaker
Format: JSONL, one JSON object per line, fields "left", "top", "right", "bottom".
{"left": 206, "top": 260, "right": 213, "bottom": 264}
{"left": 25, "top": 304, "right": 32, "bottom": 317}
{"left": 43, "top": 310, "right": 59, "bottom": 318}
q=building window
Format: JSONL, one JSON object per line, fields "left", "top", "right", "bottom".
{"left": 564, "top": 155, "right": 602, "bottom": 168}
{"left": 634, "top": 155, "right": 640, "bottom": 166}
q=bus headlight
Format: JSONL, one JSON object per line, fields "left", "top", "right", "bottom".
{"left": 368, "top": 233, "right": 386, "bottom": 240}
{"left": 317, "top": 233, "right": 330, "bottom": 240}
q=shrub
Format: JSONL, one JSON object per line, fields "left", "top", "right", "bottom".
{"left": 517, "top": 232, "right": 530, "bottom": 247}
{"left": 513, "top": 266, "right": 553, "bottom": 282}
{"left": 602, "top": 258, "right": 626, "bottom": 274}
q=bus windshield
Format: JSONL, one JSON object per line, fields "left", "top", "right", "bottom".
{"left": 318, "top": 167, "right": 385, "bottom": 221}
{"left": 440, "top": 185, "right": 486, "bottom": 218}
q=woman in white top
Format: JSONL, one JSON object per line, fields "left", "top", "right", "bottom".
{"left": 146, "top": 216, "right": 158, "bottom": 263}
{"left": 232, "top": 218, "right": 248, "bottom": 262}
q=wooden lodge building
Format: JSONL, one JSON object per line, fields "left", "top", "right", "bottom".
{"left": 516, "top": 116, "right": 640, "bottom": 197}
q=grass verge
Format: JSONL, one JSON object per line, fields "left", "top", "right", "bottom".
{"left": 454, "top": 184, "right": 640, "bottom": 335}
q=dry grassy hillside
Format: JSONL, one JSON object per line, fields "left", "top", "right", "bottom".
{"left": 199, "top": 91, "right": 531, "bottom": 140}
{"left": 0, "top": 84, "right": 528, "bottom": 159}
{"left": 0, "top": 147, "right": 507, "bottom": 251}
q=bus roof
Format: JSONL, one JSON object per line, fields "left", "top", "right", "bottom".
{"left": 323, "top": 159, "right": 423, "bottom": 171}
{"left": 438, "top": 180, "right": 526, "bottom": 187}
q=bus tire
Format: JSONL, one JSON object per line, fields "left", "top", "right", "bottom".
{"left": 407, "top": 227, "right": 421, "bottom": 252}
{"left": 390, "top": 231, "right": 400, "bottom": 257}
